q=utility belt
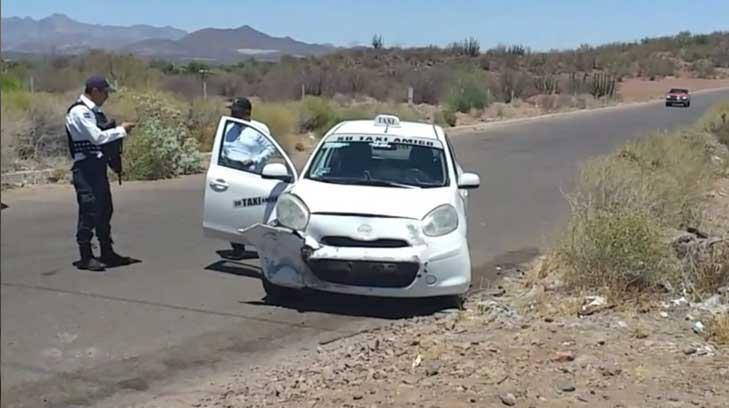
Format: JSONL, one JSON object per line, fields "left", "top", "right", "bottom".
{"left": 66, "top": 101, "right": 124, "bottom": 185}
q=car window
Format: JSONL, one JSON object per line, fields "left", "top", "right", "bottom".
{"left": 218, "top": 120, "right": 289, "bottom": 175}
{"left": 306, "top": 139, "right": 449, "bottom": 188}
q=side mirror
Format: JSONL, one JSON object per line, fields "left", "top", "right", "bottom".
{"left": 458, "top": 172, "right": 480, "bottom": 189}
{"left": 261, "top": 163, "right": 293, "bottom": 183}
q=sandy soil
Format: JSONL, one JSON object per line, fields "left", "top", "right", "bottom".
{"left": 125, "top": 268, "right": 728, "bottom": 408}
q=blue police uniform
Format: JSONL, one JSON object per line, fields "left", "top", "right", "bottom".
{"left": 66, "top": 78, "right": 129, "bottom": 268}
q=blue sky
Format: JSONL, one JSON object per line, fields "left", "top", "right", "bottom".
{"left": 4, "top": 0, "right": 728, "bottom": 50}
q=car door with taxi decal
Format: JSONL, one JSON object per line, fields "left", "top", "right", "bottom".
{"left": 202, "top": 116, "right": 298, "bottom": 245}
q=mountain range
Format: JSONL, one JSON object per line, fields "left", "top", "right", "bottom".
{"left": 1, "top": 13, "right": 337, "bottom": 62}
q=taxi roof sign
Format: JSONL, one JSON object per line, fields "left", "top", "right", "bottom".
{"left": 373, "top": 114, "right": 401, "bottom": 127}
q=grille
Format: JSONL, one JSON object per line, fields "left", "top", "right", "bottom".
{"left": 308, "top": 259, "right": 419, "bottom": 288}
{"left": 321, "top": 236, "right": 409, "bottom": 248}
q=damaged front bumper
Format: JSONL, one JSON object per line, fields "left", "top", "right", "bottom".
{"left": 238, "top": 223, "right": 470, "bottom": 298}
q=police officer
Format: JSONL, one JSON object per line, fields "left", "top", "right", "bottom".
{"left": 66, "top": 75, "right": 136, "bottom": 271}
{"left": 224, "top": 97, "right": 275, "bottom": 260}
{"left": 224, "top": 96, "right": 274, "bottom": 170}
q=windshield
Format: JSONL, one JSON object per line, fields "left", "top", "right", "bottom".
{"left": 305, "top": 139, "right": 448, "bottom": 188}
{"left": 669, "top": 88, "right": 688, "bottom": 93}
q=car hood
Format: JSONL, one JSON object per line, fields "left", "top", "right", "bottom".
{"left": 291, "top": 179, "right": 450, "bottom": 219}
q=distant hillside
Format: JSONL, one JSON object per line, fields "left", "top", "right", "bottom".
{"left": 124, "top": 25, "right": 337, "bottom": 62}
{"left": 1, "top": 13, "right": 187, "bottom": 54}
{"left": 1, "top": 13, "right": 337, "bottom": 62}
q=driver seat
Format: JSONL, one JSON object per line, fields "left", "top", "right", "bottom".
{"left": 408, "top": 146, "right": 436, "bottom": 179}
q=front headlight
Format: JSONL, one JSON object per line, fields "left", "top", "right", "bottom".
{"left": 422, "top": 204, "right": 459, "bottom": 237}
{"left": 276, "top": 193, "right": 310, "bottom": 230}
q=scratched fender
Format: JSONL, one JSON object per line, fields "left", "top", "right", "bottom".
{"left": 237, "top": 223, "right": 316, "bottom": 288}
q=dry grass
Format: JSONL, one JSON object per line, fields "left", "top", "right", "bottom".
{"left": 705, "top": 313, "right": 729, "bottom": 345}
{"left": 552, "top": 102, "right": 729, "bottom": 299}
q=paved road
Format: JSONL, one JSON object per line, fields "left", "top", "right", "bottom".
{"left": 2, "top": 89, "right": 728, "bottom": 407}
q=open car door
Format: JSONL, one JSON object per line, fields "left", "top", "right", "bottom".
{"left": 203, "top": 116, "right": 298, "bottom": 245}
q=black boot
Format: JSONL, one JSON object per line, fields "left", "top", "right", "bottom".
{"left": 76, "top": 245, "right": 105, "bottom": 271}
{"left": 220, "top": 242, "right": 258, "bottom": 261}
{"left": 99, "top": 243, "right": 133, "bottom": 267}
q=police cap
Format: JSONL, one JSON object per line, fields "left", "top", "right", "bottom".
{"left": 85, "top": 75, "right": 115, "bottom": 93}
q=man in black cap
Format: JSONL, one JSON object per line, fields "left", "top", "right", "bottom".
{"left": 65, "top": 75, "right": 136, "bottom": 271}
{"left": 224, "top": 97, "right": 274, "bottom": 260}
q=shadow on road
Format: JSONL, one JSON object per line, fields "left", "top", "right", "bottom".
{"left": 206, "top": 246, "right": 542, "bottom": 320}
{"left": 205, "top": 257, "right": 456, "bottom": 319}
{"left": 205, "top": 259, "right": 261, "bottom": 279}
{"left": 245, "top": 291, "right": 458, "bottom": 320}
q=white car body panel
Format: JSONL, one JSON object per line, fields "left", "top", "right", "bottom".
{"left": 204, "top": 114, "right": 478, "bottom": 298}
{"left": 202, "top": 117, "right": 297, "bottom": 245}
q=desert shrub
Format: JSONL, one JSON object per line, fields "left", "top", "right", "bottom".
{"left": 579, "top": 131, "right": 713, "bottom": 228}
{"left": 559, "top": 208, "right": 677, "bottom": 292}
{"left": 256, "top": 64, "right": 303, "bottom": 100}
{"left": 434, "top": 109, "right": 457, "bottom": 127}
{"left": 117, "top": 90, "right": 203, "bottom": 180}
{"left": 555, "top": 114, "right": 725, "bottom": 296}
{"left": 446, "top": 71, "right": 493, "bottom": 113}
{"left": 404, "top": 68, "right": 449, "bottom": 105}
{"left": 298, "top": 96, "right": 338, "bottom": 133}
{"left": 252, "top": 102, "right": 298, "bottom": 139}
{"left": 160, "top": 75, "right": 203, "bottom": 99}
{"left": 498, "top": 69, "right": 531, "bottom": 103}
{"left": 691, "top": 59, "right": 716, "bottom": 78}
{"left": 122, "top": 117, "right": 202, "bottom": 180}
{"left": 0, "top": 73, "right": 23, "bottom": 91}
{"left": 713, "top": 117, "right": 729, "bottom": 148}
{"left": 706, "top": 313, "right": 729, "bottom": 345}
{"left": 640, "top": 56, "right": 676, "bottom": 79}
{"left": 701, "top": 102, "right": 729, "bottom": 153}
{"left": 1, "top": 89, "right": 33, "bottom": 112}
{"left": 185, "top": 97, "right": 227, "bottom": 151}
{"left": 11, "top": 92, "right": 67, "bottom": 161}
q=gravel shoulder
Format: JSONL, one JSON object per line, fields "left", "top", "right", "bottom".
{"left": 110, "top": 178, "right": 729, "bottom": 408}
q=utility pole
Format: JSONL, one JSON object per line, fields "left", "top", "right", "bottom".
{"left": 29, "top": 76, "right": 35, "bottom": 93}
{"left": 199, "top": 69, "right": 210, "bottom": 99}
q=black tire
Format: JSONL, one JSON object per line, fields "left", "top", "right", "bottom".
{"left": 446, "top": 293, "right": 467, "bottom": 310}
{"left": 686, "top": 101, "right": 690, "bottom": 107}
{"left": 261, "top": 276, "right": 301, "bottom": 303}
{"left": 665, "top": 102, "right": 671, "bottom": 107}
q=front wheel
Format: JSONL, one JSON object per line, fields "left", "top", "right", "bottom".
{"left": 685, "top": 101, "right": 690, "bottom": 107}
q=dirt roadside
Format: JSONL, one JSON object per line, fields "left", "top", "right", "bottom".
{"left": 105, "top": 178, "right": 729, "bottom": 408}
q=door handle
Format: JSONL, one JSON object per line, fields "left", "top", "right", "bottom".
{"left": 209, "top": 178, "right": 229, "bottom": 190}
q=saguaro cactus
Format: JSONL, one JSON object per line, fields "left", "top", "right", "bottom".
{"left": 590, "top": 72, "right": 616, "bottom": 98}
{"left": 535, "top": 75, "right": 560, "bottom": 94}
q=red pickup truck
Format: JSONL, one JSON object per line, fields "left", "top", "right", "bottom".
{"left": 665, "top": 88, "right": 691, "bottom": 107}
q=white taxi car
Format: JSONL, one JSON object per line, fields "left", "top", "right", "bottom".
{"left": 202, "top": 114, "right": 480, "bottom": 304}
